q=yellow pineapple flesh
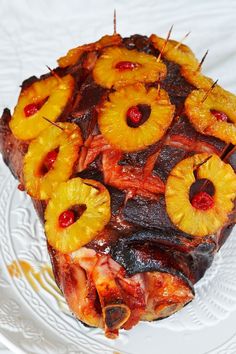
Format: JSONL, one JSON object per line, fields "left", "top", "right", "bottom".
{"left": 23, "top": 123, "right": 82, "bottom": 200}
{"left": 150, "top": 34, "right": 199, "bottom": 69}
{"left": 181, "top": 65, "right": 213, "bottom": 90}
{"left": 45, "top": 178, "right": 111, "bottom": 253}
{"left": 93, "top": 46, "right": 166, "bottom": 89}
{"left": 98, "top": 83, "right": 175, "bottom": 152}
{"left": 58, "top": 34, "right": 122, "bottom": 68}
{"left": 165, "top": 153, "right": 236, "bottom": 237}
{"left": 185, "top": 86, "right": 236, "bottom": 144}
{"left": 10, "top": 75, "right": 74, "bottom": 141}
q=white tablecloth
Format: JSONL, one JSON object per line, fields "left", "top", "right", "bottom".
{"left": 0, "top": 344, "right": 11, "bottom": 354}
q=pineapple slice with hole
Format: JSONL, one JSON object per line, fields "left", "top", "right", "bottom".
{"left": 23, "top": 122, "right": 82, "bottom": 200}
{"left": 98, "top": 83, "right": 175, "bottom": 152}
{"left": 150, "top": 34, "right": 199, "bottom": 69}
{"left": 93, "top": 46, "right": 166, "bottom": 89}
{"left": 10, "top": 75, "right": 74, "bottom": 141}
{"left": 58, "top": 34, "right": 122, "bottom": 68}
{"left": 45, "top": 178, "right": 111, "bottom": 253}
{"left": 165, "top": 153, "right": 236, "bottom": 237}
{"left": 180, "top": 65, "right": 213, "bottom": 90}
{"left": 185, "top": 86, "right": 236, "bottom": 144}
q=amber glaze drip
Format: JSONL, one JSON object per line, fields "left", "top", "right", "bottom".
{"left": 7, "top": 260, "right": 65, "bottom": 308}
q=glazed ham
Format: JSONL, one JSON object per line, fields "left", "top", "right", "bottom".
{"left": 1, "top": 33, "right": 236, "bottom": 338}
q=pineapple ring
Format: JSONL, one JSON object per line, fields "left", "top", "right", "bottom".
{"left": 150, "top": 34, "right": 199, "bottom": 69}
{"left": 98, "top": 84, "right": 175, "bottom": 152}
{"left": 45, "top": 178, "right": 111, "bottom": 253}
{"left": 165, "top": 153, "right": 236, "bottom": 237}
{"left": 185, "top": 86, "right": 236, "bottom": 144}
{"left": 58, "top": 34, "right": 122, "bottom": 68}
{"left": 10, "top": 74, "right": 74, "bottom": 140}
{"left": 93, "top": 46, "right": 167, "bottom": 89}
{"left": 181, "top": 65, "right": 213, "bottom": 90}
{"left": 23, "top": 123, "right": 82, "bottom": 200}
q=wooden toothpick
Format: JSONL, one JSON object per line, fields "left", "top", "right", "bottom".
{"left": 174, "top": 31, "right": 191, "bottom": 50}
{"left": 201, "top": 79, "right": 218, "bottom": 103}
{"left": 46, "top": 65, "right": 61, "bottom": 81}
{"left": 42, "top": 116, "right": 64, "bottom": 131}
{"left": 197, "top": 50, "right": 209, "bottom": 71}
{"left": 113, "top": 9, "right": 117, "bottom": 35}
{"left": 157, "top": 24, "right": 174, "bottom": 61}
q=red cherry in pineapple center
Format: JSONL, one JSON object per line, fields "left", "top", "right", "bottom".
{"left": 24, "top": 103, "right": 39, "bottom": 117}
{"left": 44, "top": 150, "right": 58, "bottom": 171}
{"left": 127, "top": 106, "right": 142, "bottom": 124}
{"left": 211, "top": 110, "right": 228, "bottom": 122}
{"left": 24, "top": 98, "right": 48, "bottom": 117}
{"left": 115, "top": 61, "right": 138, "bottom": 71}
{"left": 191, "top": 191, "right": 214, "bottom": 211}
{"left": 59, "top": 210, "right": 75, "bottom": 228}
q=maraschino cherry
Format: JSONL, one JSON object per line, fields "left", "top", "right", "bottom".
{"left": 59, "top": 210, "right": 75, "bottom": 228}
{"left": 24, "top": 103, "right": 39, "bottom": 117}
{"left": 115, "top": 61, "right": 138, "bottom": 71}
{"left": 191, "top": 191, "right": 214, "bottom": 211}
{"left": 211, "top": 110, "right": 228, "bottom": 122}
{"left": 127, "top": 106, "right": 142, "bottom": 124}
{"left": 44, "top": 150, "right": 58, "bottom": 170}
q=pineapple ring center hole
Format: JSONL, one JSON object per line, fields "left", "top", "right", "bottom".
{"left": 40, "top": 148, "right": 59, "bottom": 175}
{"left": 189, "top": 178, "right": 215, "bottom": 210}
{"left": 126, "top": 104, "right": 151, "bottom": 128}
{"left": 210, "top": 109, "right": 229, "bottom": 122}
{"left": 59, "top": 204, "right": 87, "bottom": 228}
{"left": 24, "top": 96, "right": 49, "bottom": 117}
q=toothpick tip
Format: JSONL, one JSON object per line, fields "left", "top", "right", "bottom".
{"left": 197, "top": 49, "right": 209, "bottom": 71}
{"left": 157, "top": 24, "right": 174, "bottom": 61}
{"left": 201, "top": 79, "right": 219, "bottom": 103}
{"left": 174, "top": 30, "right": 191, "bottom": 50}
{"left": 42, "top": 116, "right": 64, "bottom": 131}
{"left": 113, "top": 9, "right": 117, "bottom": 35}
{"left": 46, "top": 65, "right": 61, "bottom": 81}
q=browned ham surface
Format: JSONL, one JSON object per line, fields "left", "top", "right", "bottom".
{"left": 1, "top": 34, "right": 236, "bottom": 338}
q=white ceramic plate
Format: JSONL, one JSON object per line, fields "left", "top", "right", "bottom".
{"left": 1, "top": 0, "right": 236, "bottom": 353}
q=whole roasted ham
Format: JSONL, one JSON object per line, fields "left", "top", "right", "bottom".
{"left": 1, "top": 33, "right": 236, "bottom": 338}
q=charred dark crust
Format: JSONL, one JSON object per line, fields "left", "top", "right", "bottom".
{"left": 152, "top": 146, "right": 189, "bottom": 182}
{"left": 123, "top": 195, "right": 178, "bottom": 230}
{"left": 76, "top": 156, "right": 104, "bottom": 181}
{"left": 69, "top": 108, "right": 99, "bottom": 140}
{"left": 110, "top": 240, "right": 195, "bottom": 293}
{"left": 0, "top": 109, "right": 27, "bottom": 180}
{"left": 118, "top": 141, "right": 161, "bottom": 167}
{"left": 107, "top": 186, "right": 126, "bottom": 216}
{"left": 123, "top": 34, "right": 157, "bottom": 55}
{"left": 223, "top": 146, "right": 236, "bottom": 171}
{"left": 110, "top": 231, "right": 215, "bottom": 286}
{"left": 169, "top": 115, "right": 198, "bottom": 140}
{"left": 21, "top": 76, "right": 40, "bottom": 91}
{"left": 68, "top": 75, "right": 107, "bottom": 139}
{"left": 161, "top": 60, "right": 195, "bottom": 113}
{"left": 168, "top": 115, "right": 226, "bottom": 154}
